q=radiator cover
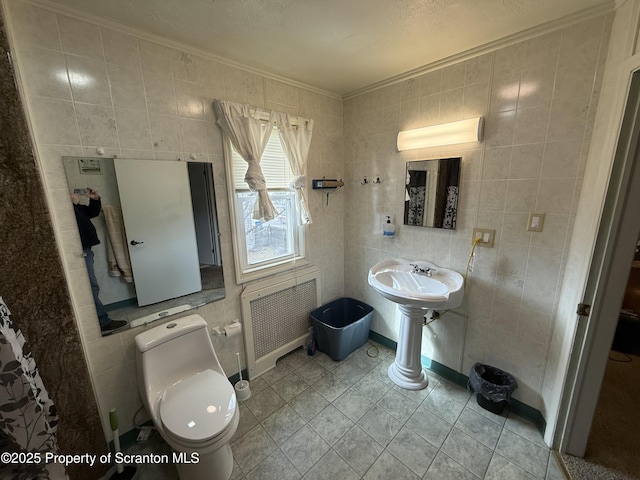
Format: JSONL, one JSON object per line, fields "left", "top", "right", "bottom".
{"left": 241, "top": 267, "right": 320, "bottom": 378}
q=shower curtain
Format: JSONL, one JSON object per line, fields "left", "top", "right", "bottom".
{"left": 0, "top": 297, "right": 64, "bottom": 479}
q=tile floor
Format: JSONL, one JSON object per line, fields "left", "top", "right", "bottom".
{"left": 129, "top": 342, "right": 565, "bottom": 480}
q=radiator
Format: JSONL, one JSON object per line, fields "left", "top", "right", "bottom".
{"left": 241, "top": 266, "right": 321, "bottom": 378}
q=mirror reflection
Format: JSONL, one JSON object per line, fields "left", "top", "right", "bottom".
{"left": 63, "top": 157, "right": 225, "bottom": 335}
{"left": 404, "top": 157, "right": 461, "bottom": 229}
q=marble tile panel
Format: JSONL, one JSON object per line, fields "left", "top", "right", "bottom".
{"left": 179, "top": 118, "right": 208, "bottom": 155}
{"left": 375, "top": 388, "right": 419, "bottom": 423}
{"left": 281, "top": 425, "right": 331, "bottom": 475}
{"left": 504, "top": 414, "right": 547, "bottom": 448}
{"left": 333, "top": 359, "right": 368, "bottom": 385}
{"left": 348, "top": 348, "right": 383, "bottom": 372}
{"left": 441, "top": 427, "right": 494, "bottom": 478}
{"left": 234, "top": 403, "right": 259, "bottom": 440}
{"left": 422, "top": 387, "right": 465, "bottom": 425}
{"left": 149, "top": 113, "right": 182, "bottom": 152}
{"left": 434, "top": 378, "right": 473, "bottom": 404}
{"left": 406, "top": 404, "right": 453, "bottom": 448}
{"left": 295, "top": 360, "right": 328, "bottom": 384}
{"left": 245, "top": 448, "right": 301, "bottom": 480}
{"left": 58, "top": 16, "right": 103, "bottom": 60}
{"left": 333, "top": 387, "right": 374, "bottom": 421}
{"left": 143, "top": 72, "right": 177, "bottom": 115}
{"left": 175, "top": 79, "right": 204, "bottom": 119}
{"left": 262, "top": 404, "right": 306, "bottom": 445}
{"left": 230, "top": 424, "right": 277, "bottom": 473}
{"left": 269, "top": 373, "right": 309, "bottom": 407}
{"left": 509, "top": 143, "right": 543, "bottom": 180}
{"left": 309, "top": 404, "right": 354, "bottom": 446}
{"left": 114, "top": 108, "right": 152, "bottom": 150}
{"left": 312, "top": 373, "right": 349, "bottom": 402}
{"left": 386, "top": 426, "right": 438, "bottom": 477}
{"left": 334, "top": 426, "right": 384, "bottom": 475}
{"left": 495, "top": 428, "right": 549, "bottom": 478}
{"left": 364, "top": 451, "right": 420, "bottom": 480}
{"left": 261, "top": 363, "right": 295, "bottom": 385}
{"left": 6, "top": 2, "right": 61, "bottom": 51}
{"left": 392, "top": 382, "right": 433, "bottom": 404}
{"left": 28, "top": 97, "right": 80, "bottom": 145}
{"left": 170, "top": 49, "right": 200, "bottom": 83}
{"left": 455, "top": 408, "right": 503, "bottom": 449}
{"left": 101, "top": 28, "right": 141, "bottom": 69}
{"left": 139, "top": 40, "right": 172, "bottom": 76}
{"left": 75, "top": 103, "right": 118, "bottom": 148}
{"left": 302, "top": 449, "right": 359, "bottom": 480}
{"left": 357, "top": 405, "right": 402, "bottom": 446}
{"left": 423, "top": 451, "right": 478, "bottom": 480}
{"left": 17, "top": 47, "right": 71, "bottom": 100}
{"left": 107, "top": 64, "right": 147, "bottom": 111}
{"left": 244, "top": 386, "right": 286, "bottom": 422}
{"left": 288, "top": 387, "right": 329, "bottom": 421}
{"left": 484, "top": 453, "right": 538, "bottom": 480}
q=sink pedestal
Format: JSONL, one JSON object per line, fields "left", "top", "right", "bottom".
{"left": 388, "top": 304, "right": 428, "bottom": 390}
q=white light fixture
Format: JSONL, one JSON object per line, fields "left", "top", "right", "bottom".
{"left": 397, "top": 117, "right": 484, "bottom": 151}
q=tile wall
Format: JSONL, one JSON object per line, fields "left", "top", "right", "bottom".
{"left": 3, "top": 0, "right": 344, "bottom": 438}
{"left": 3, "top": 0, "right": 616, "bottom": 442}
{"left": 342, "top": 14, "right": 612, "bottom": 410}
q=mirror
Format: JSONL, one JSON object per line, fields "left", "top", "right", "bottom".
{"left": 63, "top": 157, "right": 225, "bottom": 335}
{"left": 404, "top": 157, "right": 461, "bottom": 229}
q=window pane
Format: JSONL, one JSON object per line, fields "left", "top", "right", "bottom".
{"left": 238, "top": 191, "right": 296, "bottom": 265}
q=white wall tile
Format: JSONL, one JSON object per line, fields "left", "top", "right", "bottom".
{"left": 75, "top": 103, "right": 119, "bottom": 147}
{"left": 17, "top": 47, "right": 71, "bottom": 100}
{"left": 101, "top": 28, "right": 140, "bottom": 69}
{"left": 66, "top": 55, "right": 112, "bottom": 105}
{"left": 58, "top": 15, "right": 104, "bottom": 60}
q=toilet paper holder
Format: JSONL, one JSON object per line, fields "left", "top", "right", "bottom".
{"left": 212, "top": 320, "right": 242, "bottom": 337}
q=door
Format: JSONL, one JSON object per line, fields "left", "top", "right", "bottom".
{"left": 188, "top": 162, "right": 222, "bottom": 266}
{"left": 114, "top": 159, "right": 202, "bottom": 306}
{"left": 560, "top": 68, "right": 640, "bottom": 455}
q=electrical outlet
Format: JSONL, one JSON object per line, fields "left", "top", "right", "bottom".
{"left": 472, "top": 228, "right": 495, "bottom": 248}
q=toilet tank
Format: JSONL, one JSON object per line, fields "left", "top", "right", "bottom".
{"left": 135, "top": 314, "right": 223, "bottom": 405}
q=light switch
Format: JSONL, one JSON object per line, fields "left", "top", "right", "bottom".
{"left": 527, "top": 213, "right": 545, "bottom": 232}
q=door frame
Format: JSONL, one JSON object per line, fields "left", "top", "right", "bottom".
{"left": 557, "top": 55, "right": 640, "bottom": 455}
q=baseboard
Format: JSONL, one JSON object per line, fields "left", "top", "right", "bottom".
{"left": 369, "top": 331, "right": 547, "bottom": 436}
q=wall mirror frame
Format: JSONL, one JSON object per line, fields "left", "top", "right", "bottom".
{"left": 404, "top": 157, "right": 461, "bottom": 229}
{"left": 62, "top": 156, "right": 225, "bottom": 335}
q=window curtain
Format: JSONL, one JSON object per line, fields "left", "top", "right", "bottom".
{"left": 213, "top": 99, "right": 278, "bottom": 221}
{"left": 273, "top": 111, "right": 314, "bottom": 225}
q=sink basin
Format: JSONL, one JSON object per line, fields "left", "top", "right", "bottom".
{"left": 368, "top": 259, "right": 465, "bottom": 390}
{"left": 368, "top": 259, "right": 464, "bottom": 309}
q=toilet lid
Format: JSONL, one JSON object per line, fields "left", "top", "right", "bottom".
{"left": 159, "top": 369, "right": 237, "bottom": 442}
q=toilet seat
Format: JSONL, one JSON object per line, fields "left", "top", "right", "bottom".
{"left": 159, "top": 369, "right": 237, "bottom": 443}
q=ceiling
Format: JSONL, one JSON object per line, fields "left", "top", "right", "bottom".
{"left": 45, "top": 0, "right": 611, "bottom": 95}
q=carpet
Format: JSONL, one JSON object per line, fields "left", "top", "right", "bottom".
{"left": 560, "top": 351, "right": 640, "bottom": 479}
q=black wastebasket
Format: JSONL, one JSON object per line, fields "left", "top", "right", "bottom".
{"left": 468, "top": 363, "right": 518, "bottom": 414}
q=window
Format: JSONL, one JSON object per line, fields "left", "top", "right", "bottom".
{"left": 227, "top": 129, "right": 306, "bottom": 280}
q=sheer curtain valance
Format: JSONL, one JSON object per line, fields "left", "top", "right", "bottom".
{"left": 214, "top": 99, "right": 314, "bottom": 225}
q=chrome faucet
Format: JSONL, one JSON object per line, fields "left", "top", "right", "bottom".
{"left": 410, "top": 263, "right": 433, "bottom": 277}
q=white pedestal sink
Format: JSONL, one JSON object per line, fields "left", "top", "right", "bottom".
{"left": 368, "top": 259, "right": 464, "bottom": 390}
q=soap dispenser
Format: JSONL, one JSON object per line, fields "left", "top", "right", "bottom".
{"left": 383, "top": 216, "right": 395, "bottom": 237}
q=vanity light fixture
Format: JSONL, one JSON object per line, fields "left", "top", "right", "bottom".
{"left": 397, "top": 117, "right": 484, "bottom": 151}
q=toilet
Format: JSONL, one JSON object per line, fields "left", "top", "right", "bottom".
{"left": 135, "top": 314, "right": 239, "bottom": 480}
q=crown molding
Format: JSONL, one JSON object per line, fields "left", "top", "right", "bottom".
{"left": 13, "top": 0, "right": 342, "bottom": 100}
{"left": 344, "top": 1, "right": 616, "bottom": 100}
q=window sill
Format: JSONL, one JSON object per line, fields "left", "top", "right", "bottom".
{"left": 235, "top": 257, "right": 312, "bottom": 285}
